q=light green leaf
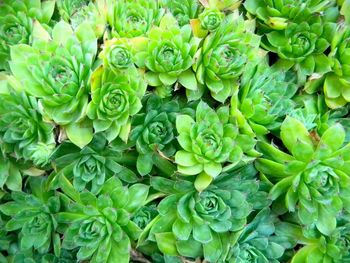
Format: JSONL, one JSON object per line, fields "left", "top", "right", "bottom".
{"left": 173, "top": 218, "right": 192, "bottom": 240}
{"left": 315, "top": 205, "right": 336, "bottom": 236}
{"left": 193, "top": 223, "right": 212, "bottom": 243}
{"left": 203, "top": 162, "right": 222, "bottom": 178}
{"left": 281, "top": 117, "right": 313, "bottom": 154}
{"left": 175, "top": 151, "right": 197, "bottom": 167}
{"left": 65, "top": 120, "right": 93, "bottom": 148}
{"left": 137, "top": 154, "right": 153, "bottom": 176}
{"left": 176, "top": 115, "right": 194, "bottom": 134}
{"left": 125, "top": 184, "right": 149, "bottom": 213}
{"left": 178, "top": 70, "right": 198, "bottom": 90}
{"left": 155, "top": 232, "right": 178, "bottom": 256}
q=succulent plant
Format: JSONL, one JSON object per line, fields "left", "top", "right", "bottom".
{"left": 134, "top": 14, "right": 200, "bottom": 94}
{"left": 0, "top": 83, "right": 55, "bottom": 166}
{"left": 99, "top": 38, "right": 136, "bottom": 73}
{"left": 130, "top": 95, "right": 191, "bottom": 176}
{"left": 1, "top": 0, "right": 350, "bottom": 261}
{"left": 290, "top": 93, "right": 350, "bottom": 139}
{"left": 323, "top": 26, "right": 350, "bottom": 108}
{"left": 56, "top": 0, "right": 90, "bottom": 21}
{"left": 236, "top": 61, "right": 298, "bottom": 136}
{"left": 277, "top": 222, "right": 350, "bottom": 263}
{"left": 175, "top": 101, "right": 257, "bottom": 191}
{"left": 86, "top": 66, "right": 146, "bottom": 142}
{"left": 0, "top": 177, "right": 60, "bottom": 255}
{"left": 198, "top": 8, "right": 224, "bottom": 32}
{"left": 58, "top": 177, "right": 149, "bottom": 263}
{"left": 131, "top": 204, "right": 158, "bottom": 230}
{"left": 0, "top": 0, "right": 55, "bottom": 71}
{"left": 145, "top": 164, "right": 269, "bottom": 262}
{"left": 225, "top": 208, "right": 287, "bottom": 263}
{"left": 244, "top": 0, "right": 337, "bottom": 30}
{"left": 162, "top": 0, "right": 199, "bottom": 26}
{"left": 51, "top": 134, "right": 138, "bottom": 194}
{"left": 193, "top": 11, "right": 261, "bottom": 102}
{"left": 264, "top": 21, "right": 336, "bottom": 84}
{"left": 9, "top": 21, "right": 97, "bottom": 148}
{"left": 107, "top": 0, "right": 163, "bottom": 38}
{"left": 256, "top": 117, "right": 350, "bottom": 236}
{"left": 66, "top": 0, "right": 108, "bottom": 38}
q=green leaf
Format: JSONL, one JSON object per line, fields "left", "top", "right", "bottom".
{"left": 269, "top": 176, "right": 294, "bottom": 200}
{"left": 324, "top": 73, "right": 341, "bottom": 99}
{"left": 193, "top": 223, "right": 212, "bottom": 243}
{"left": 6, "top": 165, "right": 22, "bottom": 191}
{"left": 291, "top": 245, "right": 317, "bottom": 263}
{"left": 266, "top": 31, "right": 288, "bottom": 47}
{"left": 194, "top": 172, "right": 213, "bottom": 192}
{"left": 176, "top": 115, "right": 194, "bottom": 134}
{"left": 178, "top": 70, "right": 198, "bottom": 90}
{"left": 65, "top": 120, "right": 93, "bottom": 149}
{"left": 176, "top": 239, "right": 203, "bottom": 258}
{"left": 52, "top": 21, "right": 73, "bottom": 45}
{"left": 124, "top": 184, "right": 149, "bottom": 213}
{"left": 173, "top": 218, "right": 192, "bottom": 240}
{"left": 315, "top": 205, "right": 336, "bottom": 236}
{"left": 203, "top": 232, "right": 222, "bottom": 262}
{"left": 59, "top": 174, "right": 81, "bottom": 203}
{"left": 281, "top": 117, "right": 313, "bottom": 154}
{"left": 159, "top": 73, "right": 177, "bottom": 85}
{"left": 203, "top": 162, "right": 222, "bottom": 178}
{"left": 145, "top": 72, "right": 162, "bottom": 86}
{"left": 107, "top": 239, "right": 130, "bottom": 263}
{"left": 137, "top": 154, "right": 153, "bottom": 176}
{"left": 155, "top": 232, "right": 178, "bottom": 256}
{"left": 318, "top": 123, "right": 345, "bottom": 152}
{"left": 175, "top": 151, "right": 197, "bottom": 167}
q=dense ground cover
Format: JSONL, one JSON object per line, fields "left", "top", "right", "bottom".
{"left": 0, "top": 0, "right": 350, "bottom": 262}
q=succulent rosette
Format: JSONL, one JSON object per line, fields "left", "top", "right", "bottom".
{"left": 0, "top": 81, "right": 55, "bottom": 166}
{"left": 99, "top": 38, "right": 135, "bottom": 73}
{"left": 321, "top": 26, "right": 350, "bottom": 108}
{"left": 244, "top": 0, "right": 337, "bottom": 30}
{"left": 225, "top": 208, "right": 287, "bottom": 263}
{"left": 107, "top": 0, "right": 163, "bottom": 38}
{"left": 277, "top": 222, "right": 350, "bottom": 263}
{"left": 134, "top": 14, "right": 200, "bottom": 95}
{"left": 175, "top": 101, "right": 257, "bottom": 191}
{"left": 256, "top": 117, "right": 350, "bottom": 236}
{"left": 2, "top": 0, "right": 350, "bottom": 261}
{"left": 198, "top": 8, "right": 224, "bottom": 32}
{"left": 0, "top": 178, "right": 60, "bottom": 255}
{"left": 236, "top": 61, "right": 298, "bottom": 136}
{"left": 86, "top": 66, "right": 146, "bottom": 142}
{"left": 131, "top": 204, "right": 158, "bottom": 230}
{"left": 193, "top": 12, "right": 261, "bottom": 102}
{"left": 290, "top": 93, "right": 350, "bottom": 139}
{"left": 264, "top": 21, "right": 336, "bottom": 84}
{"left": 51, "top": 134, "right": 138, "bottom": 194}
{"left": 57, "top": 0, "right": 90, "bottom": 21}
{"left": 130, "top": 95, "right": 189, "bottom": 176}
{"left": 0, "top": 0, "right": 55, "bottom": 71}
{"left": 58, "top": 177, "right": 149, "bottom": 263}
{"left": 162, "top": 0, "right": 200, "bottom": 26}
{"left": 65, "top": 0, "right": 108, "bottom": 39}
{"left": 9, "top": 21, "right": 97, "bottom": 148}
{"left": 144, "top": 164, "right": 269, "bottom": 262}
